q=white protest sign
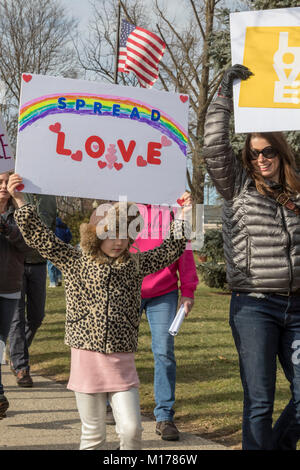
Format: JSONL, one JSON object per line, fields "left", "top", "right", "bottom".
{"left": 230, "top": 7, "right": 300, "bottom": 133}
{"left": 0, "top": 113, "right": 14, "bottom": 173}
{"left": 16, "top": 74, "right": 189, "bottom": 205}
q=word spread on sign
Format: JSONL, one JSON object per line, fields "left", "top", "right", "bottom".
{"left": 18, "top": 93, "right": 188, "bottom": 155}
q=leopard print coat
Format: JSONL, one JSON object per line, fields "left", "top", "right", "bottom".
{"left": 14, "top": 204, "right": 190, "bottom": 354}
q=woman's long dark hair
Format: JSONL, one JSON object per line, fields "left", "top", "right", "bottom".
{"left": 242, "top": 132, "right": 300, "bottom": 197}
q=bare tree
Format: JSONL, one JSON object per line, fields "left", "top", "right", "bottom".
{"left": 79, "top": 0, "right": 236, "bottom": 204}
{"left": 154, "top": 0, "right": 227, "bottom": 204}
{"left": 0, "top": 0, "right": 79, "bottom": 141}
{"left": 0, "top": 0, "right": 88, "bottom": 216}
{"left": 77, "top": 0, "right": 148, "bottom": 86}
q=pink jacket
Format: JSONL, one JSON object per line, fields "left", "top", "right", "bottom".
{"left": 131, "top": 205, "right": 199, "bottom": 299}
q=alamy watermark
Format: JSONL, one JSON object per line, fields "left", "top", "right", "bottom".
{"left": 94, "top": 196, "right": 204, "bottom": 250}
{"left": 291, "top": 340, "right": 300, "bottom": 365}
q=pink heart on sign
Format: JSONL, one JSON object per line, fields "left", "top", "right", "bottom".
{"left": 71, "top": 150, "right": 83, "bottom": 162}
{"left": 180, "top": 95, "right": 188, "bottom": 103}
{"left": 161, "top": 136, "right": 172, "bottom": 147}
{"left": 98, "top": 160, "right": 107, "bottom": 169}
{"left": 137, "top": 156, "right": 147, "bottom": 167}
{"left": 23, "top": 74, "right": 32, "bottom": 83}
{"left": 114, "top": 162, "right": 123, "bottom": 171}
{"left": 16, "top": 184, "right": 25, "bottom": 192}
{"left": 49, "top": 123, "right": 61, "bottom": 133}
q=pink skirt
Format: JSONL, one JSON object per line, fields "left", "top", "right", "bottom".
{"left": 67, "top": 348, "right": 140, "bottom": 393}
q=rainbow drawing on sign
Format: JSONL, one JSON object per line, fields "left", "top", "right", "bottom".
{"left": 18, "top": 93, "right": 188, "bottom": 155}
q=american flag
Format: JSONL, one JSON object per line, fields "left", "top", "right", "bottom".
{"left": 117, "top": 19, "right": 166, "bottom": 88}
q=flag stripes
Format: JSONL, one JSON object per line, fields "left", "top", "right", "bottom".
{"left": 117, "top": 19, "right": 165, "bottom": 88}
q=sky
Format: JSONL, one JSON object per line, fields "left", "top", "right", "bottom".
{"left": 59, "top": 0, "right": 91, "bottom": 31}
{"left": 58, "top": 0, "right": 241, "bottom": 30}
{"left": 59, "top": 0, "right": 189, "bottom": 33}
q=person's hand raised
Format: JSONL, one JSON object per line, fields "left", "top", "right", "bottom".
{"left": 177, "top": 191, "right": 193, "bottom": 219}
{"left": 7, "top": 174, "right": 26, "bottom": 208}
{"left": 219, "top": 64, "right": 253, "bottom": 98}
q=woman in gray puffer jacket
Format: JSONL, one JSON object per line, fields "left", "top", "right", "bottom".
{"left": 203, "top": 64, "right": 300, "bottom": 451}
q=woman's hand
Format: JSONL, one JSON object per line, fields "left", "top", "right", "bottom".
{"left": 180, "top": 297, "right": 194, "bottom": 317}
{"left": 219, "top": 64, "right": 253, "bottom": 98}
{"left": 7, "top": 174, "right": 26, "bottom": 208}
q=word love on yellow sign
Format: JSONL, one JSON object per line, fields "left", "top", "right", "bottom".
{"left": 239, "top": 27, "right": 300, "bottom": 109}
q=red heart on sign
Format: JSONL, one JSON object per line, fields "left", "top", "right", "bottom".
{"left": 23, "top": 74, "right": 32, "bottom": 83}
{"left": 49, "top": 123, "right": 61, "bottom": 133}
{"left": 114, "top": 162, "right": 123, "bottom": 171}
{"left": 71, "top": 150, "right": 83, "bottom": 162}
{"left": 161, "top": 136, "right": 172, "bottom": 147}
{"left": 16, "top": 184, "right": 25, "bottom": 192}
{"left": 177, "top": 198, "right": 184, "bottom": 206}
{"left": 180, "top": 95, "right": 188, "bottom": 103}
{"left": 98, "top": 160, "right": 107, "bottom": 169}
{"left": 137, "top": 156, "right": 147, "bottom": 167}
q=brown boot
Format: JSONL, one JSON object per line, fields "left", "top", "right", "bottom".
{"left": 0, "top": 395, "right": 9, "bottom": 419}
{"left": 155, "top": 421, "right": 180, "bottom": 441}
{"left": 16, "top": 369, "right": 33, "bottom": 388}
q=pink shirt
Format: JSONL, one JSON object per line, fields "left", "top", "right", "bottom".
{"left": 67, "top": 348, "right": 140, "bottom": 394}
{"left": 132, "top": 205, "right": 199, "bottom": 299}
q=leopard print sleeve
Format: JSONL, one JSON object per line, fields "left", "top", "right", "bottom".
{"left": 14, "top": 204, "right": 80, "bottom": 272}
{"left": 138, "top": 219, "right": 191, "bottom": 276}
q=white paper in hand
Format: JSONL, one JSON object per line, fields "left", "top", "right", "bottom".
{"left": 0, "top": 340, "right": 6, "bottom": 365}
{"left": 168, "top": 304, "right": 186, "bottom": 336}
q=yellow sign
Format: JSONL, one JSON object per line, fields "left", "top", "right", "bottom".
{"left": 239, "top": 27, "right": 300, "bottom": 108}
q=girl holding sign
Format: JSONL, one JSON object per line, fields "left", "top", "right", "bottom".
{"left": 7, "top": 173, "right": 191, "bottom": 451}
{"left": 203, "top": 64, "right": 300, "bottom": 451}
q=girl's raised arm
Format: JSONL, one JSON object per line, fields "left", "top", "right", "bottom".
{"left": 8, "top": 174, "right": 80, "bottom": 272}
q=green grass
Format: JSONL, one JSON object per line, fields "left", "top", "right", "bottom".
{"left": 29, "top": 279, "right": 295, "bottom": 449}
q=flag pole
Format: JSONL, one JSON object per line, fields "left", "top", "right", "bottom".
{"left": 114, "top": 0, "right": 121, "bottom": 84}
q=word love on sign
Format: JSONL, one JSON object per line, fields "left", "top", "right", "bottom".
{"left": 16, "top": 74, "right": 189, "bottom": 204}
{"left": 49, "top": 121, "right": 173, "bottom": 170}
{"left": 0, "top": 113, "right": 14, "bottom": 173}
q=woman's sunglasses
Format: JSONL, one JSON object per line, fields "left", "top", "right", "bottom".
{"left": 249, "top": 146, "right": 278, "bottom": 160}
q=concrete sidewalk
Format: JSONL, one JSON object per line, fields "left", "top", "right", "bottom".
{"left": 0, "top": 364, "right": 228, "bottom": 451}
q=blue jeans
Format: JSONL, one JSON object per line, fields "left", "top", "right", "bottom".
{"left": 47, "top": 260, "right": 61, "bottom": 285}
{"left": 9, "top": 264, "right": 47, "bottom": 372}
{"left": 140, "top": 290, "right": 178, "bottom": 422}
{"left": 0, "top": 297, "right": 18, "bottom": 394}
{"left": 230, "top": 292, "right": 300, "bottom": 450}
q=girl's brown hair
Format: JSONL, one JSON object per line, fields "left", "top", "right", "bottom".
{"left": 80, "top": 201, "right": 143, "bottom": 265}
{"left": 242, "top": 132, "right": 300, "bottom": 197}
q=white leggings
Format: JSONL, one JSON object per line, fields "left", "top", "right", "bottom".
{"left": 75, "top": 387, "right": 143, "bottom": 450}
